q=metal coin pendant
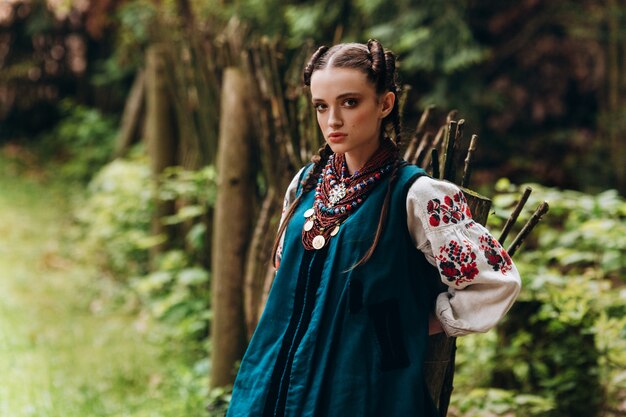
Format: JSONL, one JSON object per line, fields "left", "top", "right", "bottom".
{"left": 312, "top": 235, "right": 326, "bottom": 250}
{"left": 303, "top": 208, "right": 315, "bottom": 218}
{"left": 330, "top": 225, "right": 340, "bottom": 236}
{"left": 303, "top": 220, "right": 314, "bottom": 232}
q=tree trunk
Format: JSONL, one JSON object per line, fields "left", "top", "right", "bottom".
{"left": 424, "top": 186, "right": 492, "bottom": 416}
{"left": 605, "top": 0, "right": 626, "bottom": 194}
{"left": 144, "top": 45, "right": 178, "bottom": 260}
{"left": 210, "top": 67, "right": 255, "bottom": 388}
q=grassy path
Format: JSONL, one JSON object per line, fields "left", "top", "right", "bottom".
{"left": 0, "top": 160, "right": 204, "bottom": 416}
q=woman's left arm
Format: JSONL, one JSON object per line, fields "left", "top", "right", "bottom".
{"left": 406, "top": 176, "right": 522, "bottom": 337}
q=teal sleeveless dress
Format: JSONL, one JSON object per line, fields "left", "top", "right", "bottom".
{"left": 226, "top": 163, "right": 439, "bottom": 417}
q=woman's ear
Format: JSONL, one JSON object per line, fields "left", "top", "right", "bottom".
{"left": 380, "top": 91, "right": 395, "bottom": 118}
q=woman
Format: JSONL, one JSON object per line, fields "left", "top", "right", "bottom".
{"left": 226, "top": 40, "right": 521, "bottom": 417}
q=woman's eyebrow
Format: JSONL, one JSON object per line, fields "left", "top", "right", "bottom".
{"left": 311, "top": 92, "right": 362, "bottom": 102}
{"left": 336, "top": 92, "right": 362, "bottom": 99}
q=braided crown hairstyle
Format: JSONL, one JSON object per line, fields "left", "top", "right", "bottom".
{"left": 272, "top": 39, "right": 403, "bottom": 268}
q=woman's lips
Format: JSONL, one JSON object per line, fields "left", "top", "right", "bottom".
{"left": 328, "top": 132, "right": 347, "bottom": 143}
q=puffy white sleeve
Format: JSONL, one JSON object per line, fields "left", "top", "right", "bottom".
{"left": 274, "top": 167, "right": 306, "bottom": 269}
{"left": 406, "top": 176, "right": 521, "bottom": 337}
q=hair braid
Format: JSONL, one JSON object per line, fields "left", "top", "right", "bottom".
{"left": 380, "top": 48, "right": 402, "bottom": 148}
{"left": 367, "top": 39, "right": 386, "bottom": 91}
{"left": 384, "top": 51, "right": 396, "bottom": 86}
{"left": 303, "top": 45, "right": 329, "bottom": 86}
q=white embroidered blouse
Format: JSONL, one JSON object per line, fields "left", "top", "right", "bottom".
{"left": 276, "top": 167, "right": 522, "bottom": 337}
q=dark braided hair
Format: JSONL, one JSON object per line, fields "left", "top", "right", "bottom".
{"left": 272, "top": 40, "right": 403, "bottom": 268}
{"left": 303, "top": 45, "right": 329, "bottom": 87}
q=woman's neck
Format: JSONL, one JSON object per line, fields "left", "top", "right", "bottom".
{"left": 344, "top": 142, "right": 381, "bottom": 175}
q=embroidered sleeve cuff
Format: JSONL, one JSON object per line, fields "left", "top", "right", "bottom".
{"left": 435, "top": 274, "right": 521, "bottom": 336}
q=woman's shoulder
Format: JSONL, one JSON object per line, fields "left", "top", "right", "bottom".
{"left": 405, "top": 171, "right": 463, "bottom": 198}
{"left": 394, "top": 162, "right": 428, "bottom": 195}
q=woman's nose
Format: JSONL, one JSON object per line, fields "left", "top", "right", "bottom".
{"left": 328, "top": 107, "right": 343, "bottom": 127}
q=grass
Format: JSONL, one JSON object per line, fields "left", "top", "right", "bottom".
{"left": 0, "top": 156, "right": 208, "bottom": 417}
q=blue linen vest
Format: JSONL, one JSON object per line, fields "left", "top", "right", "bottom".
{"left": 226, "top": 163, "right": 439, "bottom": 417}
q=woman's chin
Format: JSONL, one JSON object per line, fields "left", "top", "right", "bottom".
{"left": 326, "top": 142, "right": 347, "bottom": 154}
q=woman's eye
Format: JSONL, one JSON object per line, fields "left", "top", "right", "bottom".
{"left": 314, "top": 103, "right": 327, "bottom": 112}
{"left": 343, "top": 98, "right": 358, "bottom": 107}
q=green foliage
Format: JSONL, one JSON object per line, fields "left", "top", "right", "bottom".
{"left": 38, "top": 100, "right": 118, "bottom": 183}
{"left": 491, "top": 178, "right": 626, "bottom": 281}
{"left": 75, "top": 153, "right": 155, "bottom": 277}
{"left": 158, "top": 165, "right": 217, "bottom": 263}
{"left": 91, "top": 0, "right": 158, "bottom": 86}
{"left": 134, "top": 165, "right": 216, "bottom": 341}
{"left": 227, "top": 0, "right": 487, "bottom": 77}
{"left": 454, "top": 388, "right": 554, "bottom": 417}
{"left": 77, "top": 157, "right": 218, "bottom": 339}
{"left": 454, "top": 181, "right": 626, "bottom": 416}
{"left": 131, "top": 250, "right": 211, "bottom": 341}
{"left": 365, "top": 1, "right": 487, "bottom": 74}
{"left": 77, "top": 157, "right": 217, "bottom": 339}
{"left": 75, "top": 155, "right": 218, "bottom": 411}
{"left": 76, "top": 157, "right": 217, "bottom": 281}
{"left": 158, "top": 166, "right": 217, "bottom": 218}
{"left": 206, "top": 385, "right": 233, "bottom": 417}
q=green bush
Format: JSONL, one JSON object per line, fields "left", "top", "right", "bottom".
{"left": 131, "top": 250, "right": 211, "bottom": 341}
{"left": 75, "top": 157, "right": 217, "bottom": 282}
{"left": 75, "top": 153, "right": 154, "bottom": 277}
{"left": 38, "top": 100, "right": 118, "bottom": 183}
{"left": 75, "top": 156, "right": 218, "bottom": 411}
{"left": 76, "top": 157, "right": 217, "bottom": 336}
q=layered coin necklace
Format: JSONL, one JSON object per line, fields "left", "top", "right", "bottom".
{"left": 302, "top": 142, "right": 398, "bottom": 250}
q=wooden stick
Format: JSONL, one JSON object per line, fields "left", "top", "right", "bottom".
{"left": 410, "top": 106, "right": 436, "bottom": 164}
{"left": 448, "top": 119, "right": 465, "bottom": 182}
{"left": 431, "top": 148, "right": 440, "bottom": 179}
{"left": 266, "top": 42, "right": 298, "bottom": 166}
{"left": 404, "top": 105, "right": 434, "bottom": 162}
{"left": 243, "top": 188, "right": 277, "bottom": 339}
{"left": 461, "top": 134, "right": 478, "bottom": 188}
{"left": 454, "top": 119, "right": 465, "bottom": 153}
{"left": 115, "top": 69, "right": 145, "bottom": 158}
{"left": 507, "top": 201, "right": 550, "bottom": 258}
{"left": 446, "top": 109, "right": 458, "bottom": 123}
{"left": 441, "top": 120, "right": 458, "bottom": 180}
{"left": 417, "top": 105, "right": 435, "bottom": 136}
{"left": 420, "top": 125, "right": 445, "bottom": 169}
{"left": 412, "top": 133, "right": 432, "bottom": 166}
{"left": 498, "top": 186, "right": 533, "bottom": 245}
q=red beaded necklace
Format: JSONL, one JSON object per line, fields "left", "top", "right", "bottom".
{"left": 302, "top": 141, "right": 399, "bottom": 250}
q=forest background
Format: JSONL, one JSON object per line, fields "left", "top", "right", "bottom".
{"left": 0, "top": 0, "right": 625, "bottom": 416}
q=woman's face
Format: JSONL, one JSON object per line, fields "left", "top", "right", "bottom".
{"left": 310, "top": 67, "right": 394, "bottom": 159}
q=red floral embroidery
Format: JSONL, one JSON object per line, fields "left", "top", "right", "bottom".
{"left": 427, "top": 191, "right": 472, "bottom": 227}
{"left": 479, "top": 234, "right": 513, "bottom": 274}
{"left": 436, "top": 240, "right": 479, "bottom": 286}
